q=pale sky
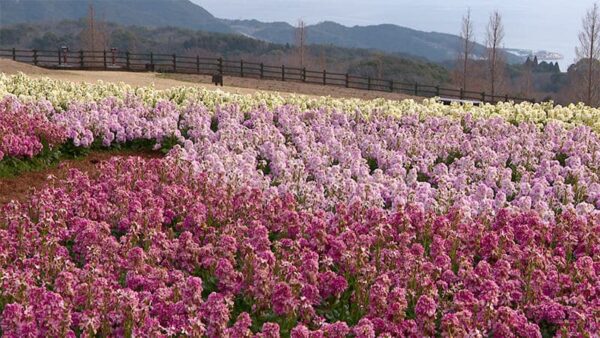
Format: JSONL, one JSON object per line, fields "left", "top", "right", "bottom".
{"left": 194, "top": 0, "right": 593, "bottom": 69}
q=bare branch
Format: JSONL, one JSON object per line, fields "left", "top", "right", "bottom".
{"left": 485, "top": 10, "right": 505, "bottom": 98}
{"left": 458, "top": 8, "right": 475, "bottom": 90}
{"left": 576, "top": 2, "right": 600, "bottom": 105}
{"left": 295, "top": 19, "right": 307, "bottom": 67}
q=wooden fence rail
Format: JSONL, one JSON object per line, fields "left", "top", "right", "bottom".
{"left": 0, "top": 48, "right": 533, "bottom": 104}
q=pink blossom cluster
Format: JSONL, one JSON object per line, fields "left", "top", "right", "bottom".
{"left": 52, "top": 97, "right": 185, "bottom": 148}
{"left": 1, "top": 157, "right": 598, "bottom": 336}
{"left": 5, "top": 94, "right": 600, "bottom": 221}
{"left": 0, "top": 96, "right": 67, "bottom": 161}
{"left": 175, "top": 105, "right": 600, "bottom": 219}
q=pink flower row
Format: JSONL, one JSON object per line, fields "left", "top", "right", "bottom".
{"left": 4, "top": 95, "right": 600, "bottom": 223}
{"left": 0, "top": 97, "right": 67, "bottom": 161}
{"left": 1, "top": 157, "right": 597, "bottom": 337}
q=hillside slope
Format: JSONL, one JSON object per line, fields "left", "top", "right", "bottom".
{"left": 0, "top": 0, "right": 232, "bottom": 33}
{"left": 0, "top": 21, "right": 450, "bottom": 85}
{"left": 227, "top": 20, "right": 497, "bottom": 63}
{"left": 0, "top": 0, "right": 524, "bottom": 64}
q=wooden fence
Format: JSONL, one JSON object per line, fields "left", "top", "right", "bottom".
{"left": 0, "top": 48, "right": 533, "bottom": 104}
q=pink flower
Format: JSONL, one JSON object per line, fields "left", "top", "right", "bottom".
{"left": 415, "top": 295, "right": 437, "bottom": 317}
{"left": 272, "top": 282, "right": 296, "bottom": 316}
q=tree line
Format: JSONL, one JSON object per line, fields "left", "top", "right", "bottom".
{"left": 449, "top": 4, "right": 600, "bottom": 106}
{"left": 4, "top": 3, "right": 600, "bottom": 106}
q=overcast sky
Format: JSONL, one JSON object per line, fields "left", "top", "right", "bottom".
{"left": 194, "top": 0, "right": 594, "bottom": 69}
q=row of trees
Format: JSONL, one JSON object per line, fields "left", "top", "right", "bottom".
{"left": 81, "top": 2, "right": 600, "bottom": 106}
{"left": 456, "top": 9, "right": 506, "bottom": 99}
{"left": 455, "top": 4, "right": 600, "bottom": 106}
{"left": 576, "top": 3, "right": 600, "bottom": 106}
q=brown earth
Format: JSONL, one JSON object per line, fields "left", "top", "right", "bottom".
{"left": 0, "top": 150, "right": 162, "bottom": 205}
{"left": 0, "top": 58, "right": 415, "bottom": 100}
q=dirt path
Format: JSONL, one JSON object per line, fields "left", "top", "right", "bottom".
{"left": 0, "top": 59, "right": 415, "bottom": 100}
{"left": 0, "top": 150, "right": 161, "bottom": 205}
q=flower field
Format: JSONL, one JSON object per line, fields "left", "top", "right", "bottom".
{"left": 0, "top": 74, "right": 598, "bottom": 337}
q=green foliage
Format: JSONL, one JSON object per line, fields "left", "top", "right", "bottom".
{"left": 506, "top": 160, "right": 522, "bottom": 183}
{"left": 315, "top": 276, "right": 365, "bottom": 326}
{"left": 554, "top": 152, "right": 568, "bottom": 166}
{"left": 192, "top": 267, "right": 219, "bottom": 300}
{"left": 435, "top": 150, "right": 462, "bottom": 166}
{"left": 0, "top": 27, "right": 23, "bottom": 45}
{"left": 257, "top": 156, "right": 272, "bottom": 176}
{"left": 0, "top": 139, "right": 166, "bottom": 178}
{"left": 0, "top": 145, "right": 62, "bottom": 178}
{"left": 210, "top": 116, "right": 219, "bottom": 133}
{"left": 539, "top": 320, "right": 559, "bottom": 338}
{"left": 347, "top": 54, "right": 449, "bottom": 85}
{"left": 366, "top": 157, "right": 378, "bottom": 174}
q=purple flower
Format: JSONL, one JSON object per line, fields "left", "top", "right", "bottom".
{"left": 415, "top": 295, "right": 437, "bottom": 318}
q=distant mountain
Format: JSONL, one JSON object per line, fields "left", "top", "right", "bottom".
{"left": 0, "top": 0, "right": 232, "bottom": 33}
{"left": 225, "top": 20, "right": 524, "bottom": 64}
{"left": 0, "top": 0, "right": 524, "bottom": 64}
{"left": 0, "top": 20, "right": 451, "bottom": 85}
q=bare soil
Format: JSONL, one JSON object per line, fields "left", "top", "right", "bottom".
{"left": 0, "top": 58, "right": 415, "bottom": 100}
{"left": 160, "top": 73, "right": 416, "bottom": 101}
{"left": 0, "top": 150, "right": 162, "bottom": 205}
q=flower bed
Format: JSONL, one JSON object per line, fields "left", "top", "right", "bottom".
{"left": 1, "top": 157, "right": 597, "bottom": 337}
{"left": 2, "top": 94, "right": 600, "bottom": 218}
{"left": 0, "top": 96, "right": 66, "bottom": 161}
{"left": 4, "top": 73, "right": 600, "bottom": 133}
{"left": 174, "top": 104, "right": 600, "bottom": 219}
{"left": 1, "top": 74, "right": 599, "bottom": 336}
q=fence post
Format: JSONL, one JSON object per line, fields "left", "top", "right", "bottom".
{"left": 58, "top": 48, "right": 62, "bottom": 66}
{"left": 218, "top": 57, "right": 223, "bottom": 76}
{"left": 172, "top": 54, "right": 177, "bottom": 72}
{"left": 79, "top": 50, "right": 84, "bottom": 68}
{"left": 303, "top": 67, "right": 306, "bottom": 82}
{"left": 32, "top": 49, "right": 38, "bottom": 65}
{"left": 481, "top": 92, "right": 486, "bottom": 102}
{"left": 240, "top": 59, "right": 244, "bottom": 77}
{"left": 260, "top": 63, "right": 264, "bottom": 79}
{"left": 126, "top": 51, "right": 130, "bottom": 70}
{"left": 345, "top": 73, "right": 349, "bottom": 88}
{"left": 111, "top": 48, "right": 116, "bottom": 66}
{"left": 281, "top": 65, "right": 285, "bottom": 81}
{"left": 460, "top": 88, "right": 464, "bottom": 100}
{"left": 414, "top": 83, "right": 418, "bottom": 96}
{"left": 435, "top": 86, "right": 440, "bottom": 97}
{"left": 12, "top": 48, "right": 16, "bottom": 61}
{"left": 389, "top": 80, "right": 393, "bottom": 92}
{"left": 368, "top": 77, "right": 371, "bottom": 90}
{"left": 196, "top": 55, "right": 200, "bottom": 74}
{"left": 323, "top": 70, "right": 326, "bottom": 85}
{"left": 505, "top": 94, "right": 509, "bottom": 102}
{"left": 150, "top": 52, "right": 154, "bottom": 68}
{"left": 103, "top": 50, "right": 107, "bottom": 69}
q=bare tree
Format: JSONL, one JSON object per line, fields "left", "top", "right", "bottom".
{"left": 485, "top": 10, "right": 505, "bottom": 99}
{"left": 458, "top": 8, "right": 475, "bottom": 90}
{"left": 319, "top": 45, "right": 327, "bottom": 70}
{"left": 81, "top": 3, "right": 109, "bottom": 52}
{"left": 295, "top": 19, "right": 307, "bottom": 67}
{"left": 576, "top": 3, "right": 600, "bottom": 106}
